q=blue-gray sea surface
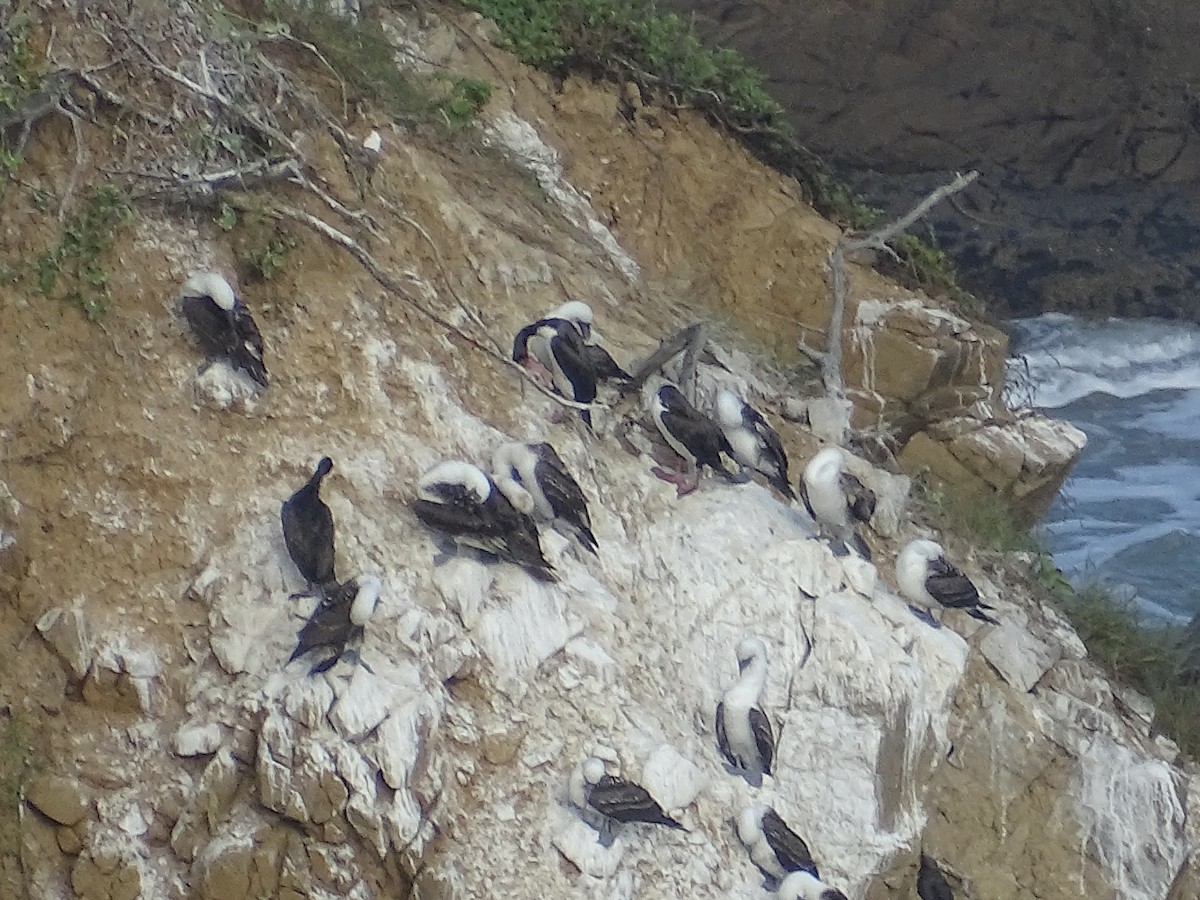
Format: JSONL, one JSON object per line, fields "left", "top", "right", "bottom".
{"left": 1009, "top": 314, "right": 1200, "bottom": 623}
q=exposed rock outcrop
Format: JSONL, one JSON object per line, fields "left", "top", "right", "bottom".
{"left": 666, "top": 0, "right": 1200, "bottom": 320}
{"left": 0, "top": 2, "right": 1183, "bottom": 900}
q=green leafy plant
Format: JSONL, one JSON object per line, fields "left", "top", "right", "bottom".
{"left": 232, "top": 207, "right": 297, "bottom": 281}
{"left": 0, "top": 714, "right": 33, "bottom": 858}
{"left": 437, "top": 77, "right": 493, "bottom": 128}
{"left": 34, "top": 185, "right": 134, "bottom": 320}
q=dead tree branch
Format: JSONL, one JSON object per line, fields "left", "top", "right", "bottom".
{"left": 817, "top": 170, "right": 979, "bottom": 442}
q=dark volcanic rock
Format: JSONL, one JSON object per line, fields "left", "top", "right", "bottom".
{"left": 666, "top": 0, "right": 1200, "bottom": 319}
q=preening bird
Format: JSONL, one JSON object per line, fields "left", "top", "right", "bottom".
{"left": 288, "top": 575, "right": 381, "bottom": 675}
{"left": 716, "top": 636, "right": 775, "bottom": 786}
{"left": 917, "top": 854, "right": 956, "bottom": 900}
{"left": 715, "top": 389, "right": 794, "bottom": 499}
{"left": 737, "top": 804, "right": 820, "bottom": 885}
{"left": 896, "top": 539, "right": 999, "bottom": 626}
{"left": 645, "top": 380, "right": 739, "bottom": 495}
{"left": 569, "top": 756, "right": 685, "bottom": 845}
{"left": 492, "top": 441, "right": 598, "bottom": 555}
{"left": 777, "top": 870, "right": 850, "bottom": 900}
{"left": 411, "top": 461, "right": 556, "bottom": 582}
{"left": 512, "top": 317, "right": 597, "bottom": 426}
{"left": 280, "top": 457, "right": 337, "bottom": 595}
{"left": 548, "top": 300, "right": 631, "bottom": 383}
{"left": 800, "top": 447, "right": 876, "bottom": 558}
{"left": 179, "top": 271, "right": 268, "bottom": 388}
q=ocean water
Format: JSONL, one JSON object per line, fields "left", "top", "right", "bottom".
{"left": 1008, "top": 314, "right": 1200, "bottom": 623}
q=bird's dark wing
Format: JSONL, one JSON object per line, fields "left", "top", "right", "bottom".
{"left": 839, "top": 472, "right": 876, "bottom": 523}
{"left": 180, "top": 296, "right": 231, "bottom": 355}
{"left": 583, "top": 343, "right": 630, "bottom": 382}
{"left": 925, "top": 557, "right": 980, "bottom": 609}
{"left": 588, "top": 776, "right": 683, "bottom": 828}
{"left": 747, "top": 409, "right": 794, "bottom": 498}
{"left": 547, "top": 325, "right": 597, "bottom": 404}
{"left": 749, "top": 705, "right": 775, "bottom": 775}
{"left": 411, "top": 497, "right": 498, "bottom": 540}
{"left": 289, "top": 582, "right": 356, "bottom": 663}
{"left": 799, "top": 477, "right": 816, "bottom": 520}
{"left": 917, "top": 855, "right": 956, "bottom": 900}
{"left": 760, "top": 808, "right": 817, "bottom": 876}
{"left": 488, "top": 491, "right": 557, "bottom": 582}
{"left": 533, "top": 446, "right": 597, "bottom": 551}
{"left": 661, "top": 408, "right": 734, "bottom": 476}
{"left": 231, "top": 304, "right": 268, "bottom": 387}
{"left": 819, "top": 890, "right": 849, "bottom": 900}
{"left": 715, "top": 701, "right": 735, "bottom": 768}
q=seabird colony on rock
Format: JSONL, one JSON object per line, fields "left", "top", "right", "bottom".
{"left": 179, "top": 271, "right": 268, "bottom": 388}
{"left": 281, "top": 457, "right": 338, "bottom": 597}
{"left": 917, "top": 854, "right": 956, "bottom": 900}
{"left": 800, "top": 447, "right": 876, "bottom": 558}
{"left": 569, "top": 756, "right": 685, "bottom": 845}
{"left": 896, "top": 539, "right": 999, "bottom": 626}
{"left": 645, "top": 379, "right": 739, "bottom": 495}
{"left": 777, "top": 870, "right": 850, "bottom": 900}
{"left": 716, "top": 636, "right": 775, "bottom": 786}
{"left": 736, "top": 804, "right": 820, "bottom": 886}
{"left": 411, "top": 460, "right": 557, "bottom": 582}
{"left": 492, "top": 441, "right": 598, "bottom": 555}
{"left": 289, "top": 575, "right": 381, "bottom": 674}
{"left": 716, "top": 388, "right": 795, "bottom": 499}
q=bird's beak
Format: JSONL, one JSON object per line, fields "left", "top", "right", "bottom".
{"left": 738, "top": 658, "right": 750, "bottom": 673}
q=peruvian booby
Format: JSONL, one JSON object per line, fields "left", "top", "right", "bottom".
{"left": 716, "top": 636, "right": 775, "bottom": 786}
{"left": 411, "top": 461, "right": 556, "bottom": 582}
{"left": 917, "top": 854, "right": 955, "bottom": 900}
{"left": 179, "top": 271, "right": 268, "bottom": 388}
{"left": 645, "top": 380, "right": 739, "bottom": 495}
{"left": 512, "top": 317, "right": 597, "bottom": 426}
{"left": 799, "top": 447, "right": 876, "bottom": 558}
{"left": 715, "top": 389, "right": 795, "bottom": 499}
{"left": 737, "top": 804, "right": 819, "bottom": 885}
{"left": 896, "top": 539, "right": 999, "bottom": 626}
{"left": 288, "top": 575, "right": 381, "bottom": 674}
{"left": 778, "top": 870, "right": 850, "bottom": 900}
{"left": 570, "top": 756, "right": 685, "bottom": 843}
{"left": 548, "top": 300, "right": 631, "bottom": 383}
{"left": 492, "top": 441, "right": 598, "bottom": 555}
{"left": 281, "top": 457, "right": 337, "bottom": 595}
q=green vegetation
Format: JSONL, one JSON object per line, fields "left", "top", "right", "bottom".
{"left": 0, "top": 9, "right": 47, "bottom": 196}
{"left": 217, "top": 203, "right": 297, "bottom": 282}
{"left": 255, "top": 1, "right": 493, "bottom": 129}
{"left": 1056, "top": 581, "right": 1200, "bottom": 757}
{"left": 923, "top": 477, "right": 1200, "bottom": 756}
{"left": 34, "top": 185, "right": 134, "bottom": 320}
{"left": 437, "top": 76, "right": 493, "bottom": 129}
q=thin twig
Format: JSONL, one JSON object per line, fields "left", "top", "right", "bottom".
{"left": 265, "top": 201, "right": 589, "bottom": 411}
{"left": 57, "top": 101, "right": 88, "bottom": 222}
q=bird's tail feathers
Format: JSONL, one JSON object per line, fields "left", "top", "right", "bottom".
{"left": 968, "top": 608, "right": 1000, "bottom": 626}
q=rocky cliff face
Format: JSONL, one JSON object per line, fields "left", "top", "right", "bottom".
{"left": 0, "top": 2, "right": 1187, "bottom": 899}
{"left": 664, "top": 0, "right": 1200, "bottom": 320}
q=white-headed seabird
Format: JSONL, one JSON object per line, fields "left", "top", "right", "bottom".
{"left": 512, "top": 317, "right": 597, "bottom": 427}
{"left": 281, "top": 457, "right": 337, "bottom": 596}
{"left": 800, "top": 447, "right": 876, "bottom": 558}
{"left": 716, "top": 389, "right": 795, "bottom": 500}
{"left": 716, "top": 636, "right": 775, "bottom": 786}
{"left": 492, "top": 441, "right": 598, "bottom": 555}
{"left": 778, "top": 870, "right": 850, "bottom": 900}
{"left": 179, "top": 271, "right": 268, "bottom": 388}
{"left": 736, "top": 804, "right": 819, "bottom": 886}
{"left": 897, "top": 539, "right": 998, "bottom": 626}
{"left": 289, "top": 575, "right": 381, "bottom": 674}
{"left": 645, "top": 380, "right": 739, "bottom": 495}
{"left": 569, "top": 756, "right": 685, "bottom": 844}
{"left": 917, "top": 854, "right": 956, "bottom": 900}
{"left": 548, "top": 300, "right": 631, "bottom": 383}
{"left": 411, "top": 461, "right": 557, "bottom": 582}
